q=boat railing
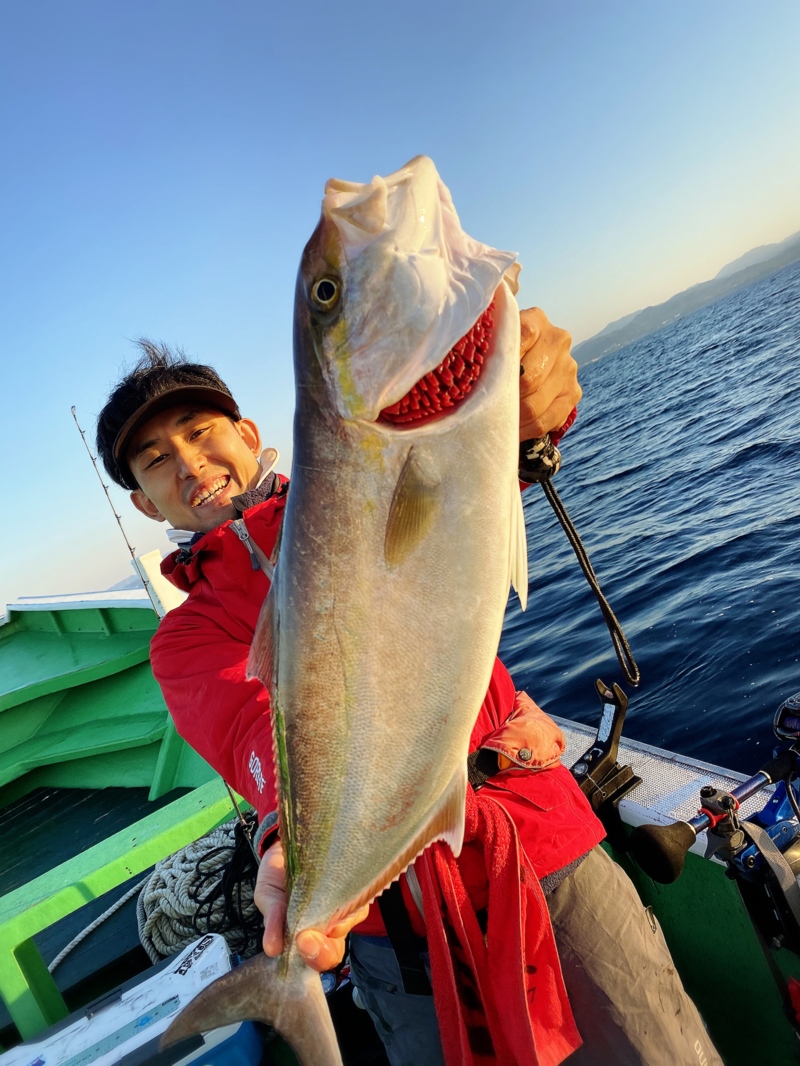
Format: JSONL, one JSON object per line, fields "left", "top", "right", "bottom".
{"left": 0, "top": 778, "right": 243, "bottom": 1048}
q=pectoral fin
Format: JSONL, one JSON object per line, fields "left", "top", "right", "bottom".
{"left": 510, "top": 487, "right": 529, "bottom": 611}
{"left": 384, "top": 448, "right": 441, "bottom": 567}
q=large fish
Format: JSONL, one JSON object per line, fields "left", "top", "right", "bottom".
{"left": 162, "top": 156, "right": 527, "bottom": 1064}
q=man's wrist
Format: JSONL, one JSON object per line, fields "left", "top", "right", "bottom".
{"left": 550, "top": 407, "right": 577, "bottom": 447}
{"left": 518, "top": 408, "right": 577, "bottom": 484}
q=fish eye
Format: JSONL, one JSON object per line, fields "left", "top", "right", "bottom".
{"left": 311, "top": 277, "right": 340, "bottom": 310}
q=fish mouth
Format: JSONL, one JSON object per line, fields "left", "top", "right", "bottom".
{"left": 378, "top": 301, "right": 495, "bottom": 427}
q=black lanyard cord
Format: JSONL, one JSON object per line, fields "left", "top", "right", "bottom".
{"left": 520, "top": 435, "right": 641, "bottom": 688}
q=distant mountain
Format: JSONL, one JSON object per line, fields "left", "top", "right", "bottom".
{"left": 574, "top": 229, "right": 800, "bottom": 365}
{"left": 715, "top": 230, "right": 800, "bottom": 279}
{"left": 584, "top": 308, "right": 642, "bottom": 343}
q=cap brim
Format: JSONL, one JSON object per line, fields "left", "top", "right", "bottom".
{"left": 113, "top": 385, "right": 242, "bottom": 474}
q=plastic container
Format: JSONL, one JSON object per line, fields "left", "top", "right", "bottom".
{"left": 0, "top": 935, "right": 265, "bottom": 1066}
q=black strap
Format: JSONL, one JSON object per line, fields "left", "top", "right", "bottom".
{"left": 734, "top": 867, "right": 800, "bottom": 1034}
{"left": 519, "top": 435, "right": 640, "bottom": 688}
{"left": 467, "top": 748, "right": 500, "bottom": 790}
{"left": 377, "top": 881, "right": 432, "bottom": 995}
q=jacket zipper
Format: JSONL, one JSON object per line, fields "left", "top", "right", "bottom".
{"left": 231, "top": 519, "right": 274, "bottom": 580}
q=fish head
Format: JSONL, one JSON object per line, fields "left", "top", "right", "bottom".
{"left": 295, "top": 155, "right": 520, "bottom": 424}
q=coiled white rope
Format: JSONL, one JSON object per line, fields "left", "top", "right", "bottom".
{"left": 136, "top": 819, "right": 259, "bottom": 963}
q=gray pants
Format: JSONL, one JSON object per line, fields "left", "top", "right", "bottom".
{"left": 547, "top": 846, "right": 723, "bottom": 1065}
{"left": 350, "top": 845, "right": 724, "bottom": 1065}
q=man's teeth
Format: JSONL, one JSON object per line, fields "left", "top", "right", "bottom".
{"left": 192, "top": 478, "right": 229, "bottom": 506}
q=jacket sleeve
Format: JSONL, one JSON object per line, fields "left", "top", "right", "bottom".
{"left": 460, "top": 686, "right": 605, "bottom": 902}
{"left": 519, "top": 406, "right": 577, "bottom": 490}
{"left": 150, "top": 607, "right": 277, "bottom": 816}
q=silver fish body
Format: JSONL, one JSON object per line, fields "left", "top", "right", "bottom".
{"left": 162, "top": 156, "right": 527, "bottom": 1065}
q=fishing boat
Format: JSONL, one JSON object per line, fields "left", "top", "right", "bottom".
{"left": 0, "top": 556, "right": 388, "bottom": 1066}
{"left": 0, "top": 557, "right": 216, "bottom": 1041}
{"left": 0, "top": 556, "right": 797, "bottom": 1066}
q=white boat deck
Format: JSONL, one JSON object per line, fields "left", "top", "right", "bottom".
{"left": 554, "top": 714, "right": 769, "bottom": 860}
{"left": 8, "top": 589, "right": 156, "bottom": 613}
{"left": 3, "top": 550, "right": 186, "bottom": 622}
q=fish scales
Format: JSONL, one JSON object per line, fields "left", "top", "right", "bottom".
{"left": 162, "top": 155, "right": 527, "bottom": 1065}
{"left": 282, "top": 296, "right": 522, "bottom": 931}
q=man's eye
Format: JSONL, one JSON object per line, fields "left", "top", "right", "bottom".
{"left": 190, "top": 426, "right": 209, "bottom": 441}
{"left": 146, "top": 453, "right": 168, "bottom": 469}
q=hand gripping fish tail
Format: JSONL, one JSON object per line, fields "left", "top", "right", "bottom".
{"left": 160, "top": 154, "right": 527, "bottom": 1065}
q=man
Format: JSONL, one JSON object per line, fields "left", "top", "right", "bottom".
{"left": 96, "top": 311, "right": 721, "bottom": 1065}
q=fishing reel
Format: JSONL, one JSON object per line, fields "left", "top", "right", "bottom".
{"left": 774, "top": 691, "right": 800, "bottom": 743}
{"left": 629, "top": 692, "right": 800, "bottom": 957}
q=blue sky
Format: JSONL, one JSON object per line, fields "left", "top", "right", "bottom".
{"left": 2, "top": 1, "right": 799, "bottom": 611}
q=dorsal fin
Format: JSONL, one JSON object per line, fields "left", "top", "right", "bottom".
{"left": 329, "top": 759, "right": 467, "bottom": 926}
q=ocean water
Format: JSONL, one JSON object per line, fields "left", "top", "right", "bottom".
{"left": 501, "top": 259, "right": 800, "bottom": 776}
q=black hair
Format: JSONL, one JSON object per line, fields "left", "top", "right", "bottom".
{"left": 96, "top": 339, "right": 237, "bottom": 491}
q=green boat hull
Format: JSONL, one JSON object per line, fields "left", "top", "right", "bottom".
{"left": 0, "top": 595, "right": 794, "bottom": 1063}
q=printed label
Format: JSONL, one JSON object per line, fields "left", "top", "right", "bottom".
{"left": 249, "top": 751, "right": 265, "bottom": 793}
{"left": 173, "top": 934, "right": 215, "bottom": 975}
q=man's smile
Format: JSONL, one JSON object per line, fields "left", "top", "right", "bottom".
{"left": 191, "top": 475, "right": 231, "bottom": 507}
{"left": 127, "top": 406, "right": 263, "bottom": 531}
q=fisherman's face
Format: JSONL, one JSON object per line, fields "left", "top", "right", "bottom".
{"left": 128, "top": 405, "right": 262, "bottom": 533}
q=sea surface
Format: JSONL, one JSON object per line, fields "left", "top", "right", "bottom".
{"left": 501, "top": 259, "right": 800, "bottom": 776}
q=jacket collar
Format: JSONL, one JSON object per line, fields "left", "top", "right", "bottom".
{"left": 161, "top": 470, "right": 288, "bottom": 592}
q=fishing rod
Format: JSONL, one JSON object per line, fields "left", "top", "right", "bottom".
{"left": 519, "top": 433, "right": 640, "bottom": 688}
{"left": 629, "top": 745, "right": 799, "bottom": 885}
{"left": 71, "top": 405, "right": 163, "bottom": 617}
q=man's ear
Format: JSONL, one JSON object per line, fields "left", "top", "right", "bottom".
{"left": 131, "top": 489, "right": 166, "bottom": 522}
{"left": 236, "top": 418, "right": 262, "bottom": 457}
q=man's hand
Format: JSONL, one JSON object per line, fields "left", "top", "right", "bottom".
{"left": 255, "top": 840, "right": 370, "bottom": 973}
{"left": 518, "top": 307, "right": 581, "bottom": 442}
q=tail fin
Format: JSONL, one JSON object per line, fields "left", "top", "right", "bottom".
{"left": 160, "top": 951, "right": 342, "bottom": 1066}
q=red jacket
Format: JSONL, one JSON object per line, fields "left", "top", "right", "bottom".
{"left": 151, "top": 477, "right": 603, "bottom": 905}
{"left": 152, "top": 476, "right": 603, "bottom": 1064}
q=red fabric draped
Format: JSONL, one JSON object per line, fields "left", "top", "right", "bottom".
{"left": 418, "top": 786, "right": 581, "bottom": 1066}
